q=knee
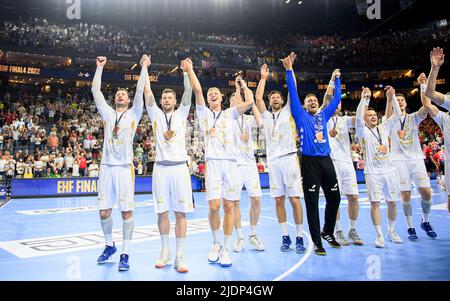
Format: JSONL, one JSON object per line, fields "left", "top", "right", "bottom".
{"left": 275, "top": 197, "right": 285, "bottom": 208}
{"left": 175, "top": 212, "right": 186, "bottom": 221}
{"left": 371, "top": 202, "right": 381, "bottom": 209}
{"left": 421, "top": 189, "right": 432, "bottom": 201}
{"left": 122, "top": 210, "right": 133, "bottom": 220}
{"left": 223, "top": 201, "right": 235, "bottom": 214}
{"left": 209, "top": 202, "right": 221, "bottom": 213}
{"left": 387, "top": 201, "right": 397, "bottom": 209}
{"left": 250, "top": 198, "right": 261, "bottom": 208}
{"left": 99, "top": 210, "right": 111, "bottom": 220}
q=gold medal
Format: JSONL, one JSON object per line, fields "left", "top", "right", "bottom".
{"left": 210, "top": 127, "right": 216, "bottom": 137}
{"left": 315, "top": 131, "right": 323, "bottom": 142}
{"left": 164, "top": 130, "right": 175, "bottom": 141}
{"left": 240, "top": 132, "right": 249, "bottom": 143}
{"left": 329, "top": 128, "right": 338, "bottom": 138}
{"left": 397, "top": 130, "right": 405, "bottom": 139}
{"left": 378, "top": 144, "right": 388, "bottom": 154}
{"left": 113, "top": 126, "right": 120, "bottom": 139}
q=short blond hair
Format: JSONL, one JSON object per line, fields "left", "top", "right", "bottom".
{"left": 162, "top": 88, "right": 176, "bottom": 98}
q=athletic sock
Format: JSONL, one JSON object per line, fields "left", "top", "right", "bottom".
{"left": 387, "top": 219, "right": 396, "bottom": 233}
{"left": 249, "top": 225, "right": 257, "bottom": 236}
{"left": 421, "top": 199, "right": 432, "bottom": 223}
{"left": 122, "top": 218, "right": 134, "bottom": 255}
{"left": 402, "top": 201, "right": 414, "bottom": 228}
{"left": 295, "top": 224, "right": 303, "bottom": 238}
{"left": 335, "top": 219, "right": 342, "bottom": 232}
{"left": 349, "top": 219, "right": 357, "bottom": 230}
{"left": 236, "top": 227, "right": 244, "bottom": 239}
{"left": 212, "top": 229, "right": 221, "bottom": 244}
{"left": 101, "top": 216, "right": 113, "bottom": 246}
{"left": 176, "top": 237, "right": 184, "bottom": 257}
{"left": 279, "top": 222, "right": 288, "bottom": 236}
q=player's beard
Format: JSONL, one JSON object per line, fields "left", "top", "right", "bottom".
{"left": 116, "top": 103, "right": 127, "bottom": 110}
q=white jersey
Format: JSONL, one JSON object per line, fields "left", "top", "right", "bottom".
{"left": 261, "top": 105, "right": 298, "bottom": 161}
{"left": 97, "top": 105, "right": 142, "bottom": 165}
{"left": 92, "top": 66, "right": 144, "bottom": 166}
{"left": 388, "top": 112, "right": 425, "bottom": 161}
{"left": 196, "top": 104, "right": 240, "bottom": 161}
{"left": 233, "top": 114, "right": 258, "bottom": 166}
{"left": 430, "top": 111, "right": 450, "bottom": 162}
{"left": 147, "top": 104, "right": 190, "bottom": 163}
{"left": 327, "top": 115, "right": 353, "bottom": 164}
{"left": 356, "top": 120, "right": 397, "bottom": 175}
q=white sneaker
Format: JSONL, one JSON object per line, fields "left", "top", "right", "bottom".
{"left": 335, "top": 230, "right": 350, "bottom": 246}
{"left": 219, "top": 248, "right": 232, "bottom": 267}
{"left": 208, "top": 242, "right": 222, "bottom": 263}
{"left": 388, "top": 231, "right": 403, "bottom": 244}
{"left": 233, "top": 237, "right": 245, "bottom": 252}
{"left": 249, "top": 235, "right": 265, "bottom": 251}
{"left": 174, "top": 255, "right": 188, "bottom": 273}
{"left": 155, "top": 249, "right": 171, "bottom": 268}
{"left": 375, "top": 233, "right": 385, "bottom": 248}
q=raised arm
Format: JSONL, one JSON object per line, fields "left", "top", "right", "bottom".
{"left": 144, "top": 72, "right": 156, "bottom": 108}
{"left": 235, "top": 76, "right": 255, "bottom": 115}
{"left": 185, "top": 58, "right": 206, "bottom": 106}
{"left": 322, "top": 76, "right": 342, "bottom": 121}
{"left": 385, "top": 86, "right": 401, "bottom": 119}
{"left": 320, "top": 69, "right": 340, "bottom": 110}
{"left": 421, "top": 73, "right": 440, "bottom": 117}
{"left": 425, "top": 47, "right": 446, "bottom": 105}
{"left": 356, "top": 87, "right": 371, "bottom": 130}
{"left": 133, "top": 54, "right": 150, "bottom": 112}
{"left": 385, "top": 90, "right": 394, "bottom": 119}
{"left": 91, "top": 57, "right": 109, "bottom": 111}
{"left": 252, "top": 104, "right": 262, "bottom": 127}
{"left": 283, "top": 52, "right": 306, "bottom": 126}
{"left": 180, "top": 59, "right": 193, "bottom": 107}
{"left": 255, "top": 64, "right": 269, "bottom": 113}
{"left": 416, "top": 73, "right": 429, "bottom": 119}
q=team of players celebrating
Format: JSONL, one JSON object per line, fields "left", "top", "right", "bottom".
{"left": 91, "top": 47, "right": 448, "bottom": 272}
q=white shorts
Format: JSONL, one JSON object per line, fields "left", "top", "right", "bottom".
{"left": 333, "top": 160, "right": 359, "bottom": 196}
{"left": 205, "top": 159, "right": 240, "bottom": 201}
{"left": 237, "top": 164, "right": 262, "bottom": 198}
{"left": 393, "top": 160, "right": 431, "bottom": 191}
{"left": 153, "top": 163, "right": 194, "bottom": 214}
{"left": 366, "top": 172, "right": 400, "bottom": 203}
{"left": 98, "top": 164, "right": 135, "bottom": 211}
{"left": 267, "top": 154, "right": 303, "bottom": 198}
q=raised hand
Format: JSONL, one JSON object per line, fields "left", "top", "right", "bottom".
{"left": 430, "top": 47, "right": 445, "bottom": 68}
{"left": 260, "top": 64, "right": 269, "bottom": 80}
{"left": 361, "top": 86, "right": 371, "bottom": 99}
{"left": 140, "top": 54, "right": 151, "bottom": 68}
{"left": 281, "top": 52, "right": 297, "bottom": 70}
{"left": 180, "top": 59, "right": 189, "bottom": 72}
{"left": 96, "top": 56, "right": 107, "bottom": 68}
{"left": 184, "top": 58, "right": 194, "bottom": 71}
{"left": 385, "top": 85, "right": 396, "bottom": 100}
{"left": 417, "top": 72, "right": 427, "bottom": 85}
{"left": 236, "top": 75, "right": 247, "bottom": 89}
{"left": 331, "top": 69, "right": 341, "bottom": 80}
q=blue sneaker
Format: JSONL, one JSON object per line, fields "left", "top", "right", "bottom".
{"left": 97, "top": 243, "right": 117, "bottom": 264}
{"left": 420, "top": 221, "right": 437, "bottom": 239}
{"left": 295, "top": 237, "right": 306, "bottom": 254}
{"left": 118, "top": 254, "right": 130, "bottom": 271}
{"left": 280, "top": 235, "right": 291, "bottom": 252}
{"left": 407, "top": 228, "right": 418, "bottom": 241}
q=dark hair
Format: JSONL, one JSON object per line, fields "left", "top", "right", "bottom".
{"left": 268, "top": 90, "right": 283, "bottom": 100}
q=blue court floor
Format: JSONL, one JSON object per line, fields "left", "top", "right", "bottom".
{"left": 0, "top": 181, "right": 449, "bottom": 281}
